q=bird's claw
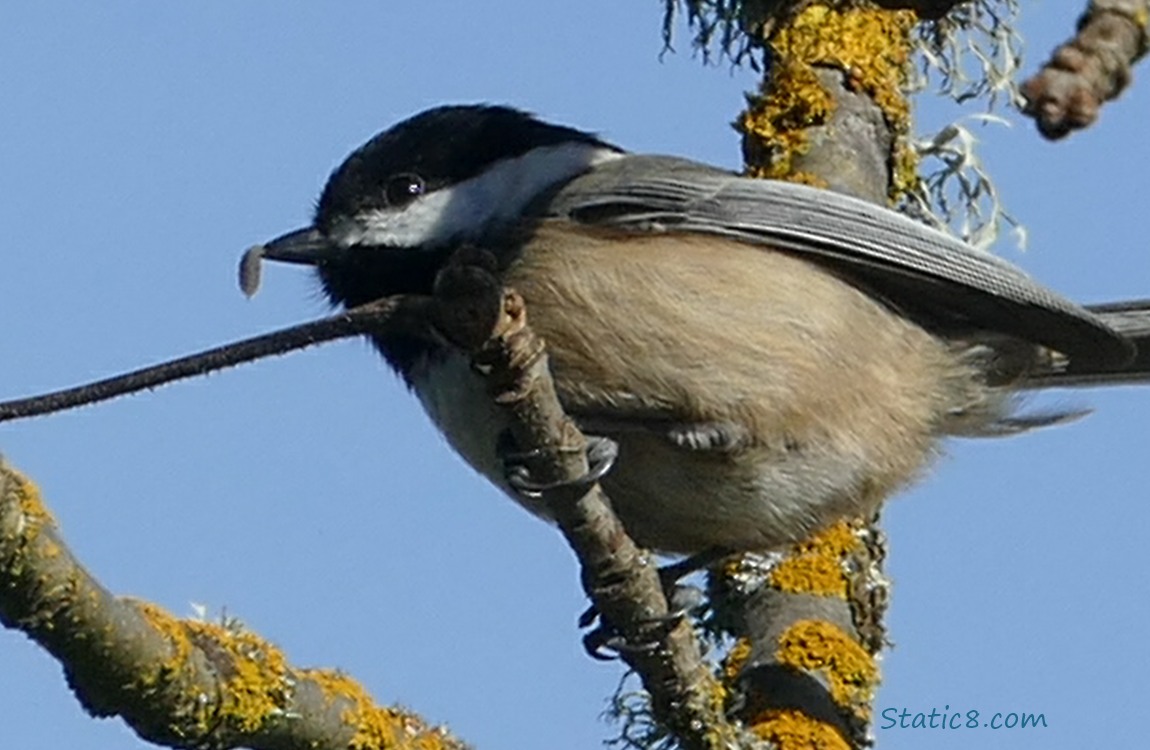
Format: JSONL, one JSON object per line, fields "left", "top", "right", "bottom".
{"left": 502, "top": 434, "right": 618, "bottom": 497}
{"left": 580, "top": 609, "right": 687, "bottom": 661}
{"left": 577, "top": 549, "right": 728, "bottom": 659}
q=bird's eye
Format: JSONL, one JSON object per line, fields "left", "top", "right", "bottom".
{"left": 384, "top": 173, "right": 425, "bottom": 208}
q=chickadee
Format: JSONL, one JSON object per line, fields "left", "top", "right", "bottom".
{"left": 257, "top": 104, "right": 1150, "bottom": 556}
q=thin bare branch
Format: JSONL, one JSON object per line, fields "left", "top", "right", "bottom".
{"left": 0, "top": 297, "right": 433, "bottom": 424}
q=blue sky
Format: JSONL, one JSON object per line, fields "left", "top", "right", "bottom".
{"left": 2, "top": 4, "right": 1147, "bottom": 749}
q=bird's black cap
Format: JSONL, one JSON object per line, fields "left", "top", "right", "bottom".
{"left": 314, "top": 104, "right": 615, "bottom": 232}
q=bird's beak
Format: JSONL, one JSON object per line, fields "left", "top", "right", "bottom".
{"left": 239, "top": 226, "right": 342, "bottom": 297}
{"left": 258, "top": 226, "right": 332, "bottom": 266}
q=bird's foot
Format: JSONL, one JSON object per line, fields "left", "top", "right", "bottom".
{"left": 500, "top": 433, "right": 618, "bottom": 497}
{"left": 578, "top": 548, "right": 729, "bottom": 660}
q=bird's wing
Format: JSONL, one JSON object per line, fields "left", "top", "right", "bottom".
{"left": 543, "top": 155, "right": 1133, "bottom": 368}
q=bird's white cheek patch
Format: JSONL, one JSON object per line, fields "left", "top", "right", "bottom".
{"left": 356, "top": 191, "right": 458, "bottom": 248}
{"left": 330, "top": 143, "right": 623, "bottom": 250}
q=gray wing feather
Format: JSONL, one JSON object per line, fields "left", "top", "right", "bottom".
{"left": 545, "top": 155, "right": 1133, "bottom": 367}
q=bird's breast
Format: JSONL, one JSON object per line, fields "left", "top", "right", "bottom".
{"left": 402, "top": 220, "right": 982, "bottom": 554}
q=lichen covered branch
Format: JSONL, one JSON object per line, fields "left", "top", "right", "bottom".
{"left": 711, "top": 521, "right": 888, "bottom": 749}
{"left": 738, "top": 3, "right": 919, "bottom": 204}
{"left": 722, "top": 3, "right": 909, "bottom": 747}
{"left": 0, "top": 462, "right": 466, "bottom": 750}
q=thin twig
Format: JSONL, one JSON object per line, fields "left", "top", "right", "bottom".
{"left": 0, "top": 296, "right": 433, "bottom": 423}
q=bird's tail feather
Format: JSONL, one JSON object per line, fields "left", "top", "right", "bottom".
{"left": 1024, "top": 299, "right": 1150, "bottom": 388}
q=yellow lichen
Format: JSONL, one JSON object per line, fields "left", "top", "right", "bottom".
{"left": 135, "top": 602, "right": 294, "bottom": 734}
{"left": 190, "top": 619, "right": 290, "bottom": 733}
{"left": 776, "top": 620, "right": 877, "bottom": 716}
{"left": 128, "top": 601, "right": 216, "bottom": 732}
{"left": 786, "top": 171, "right": 830, "bottom": 189}
{"left": 303, "top": 666, "right": 420, "bottom": 749}
{"left": 0, "top": 465, "right": 455, "bottom": 748}
{"left": 741, "top": 3, "right": 919, "bottom": 198}
{"left": 742, "top": 57, "right": 835, "bottom": 179}
{"left": 749, "top": 708, "right": 851, "bottom": 750}
{"left": 768, "top": 521, "right": 860, "bottom": 597}
{"left": 1130, "top": 6, "right": 1149, "bottom": 31}
{"left": 6, "top": 470, "right": 56, "bottom": 537}
{"left": 722, "top": 637, "right": 754, "bottom": 683}
{"left": 135, "top": 601, "right": 195, "bottom": 677}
